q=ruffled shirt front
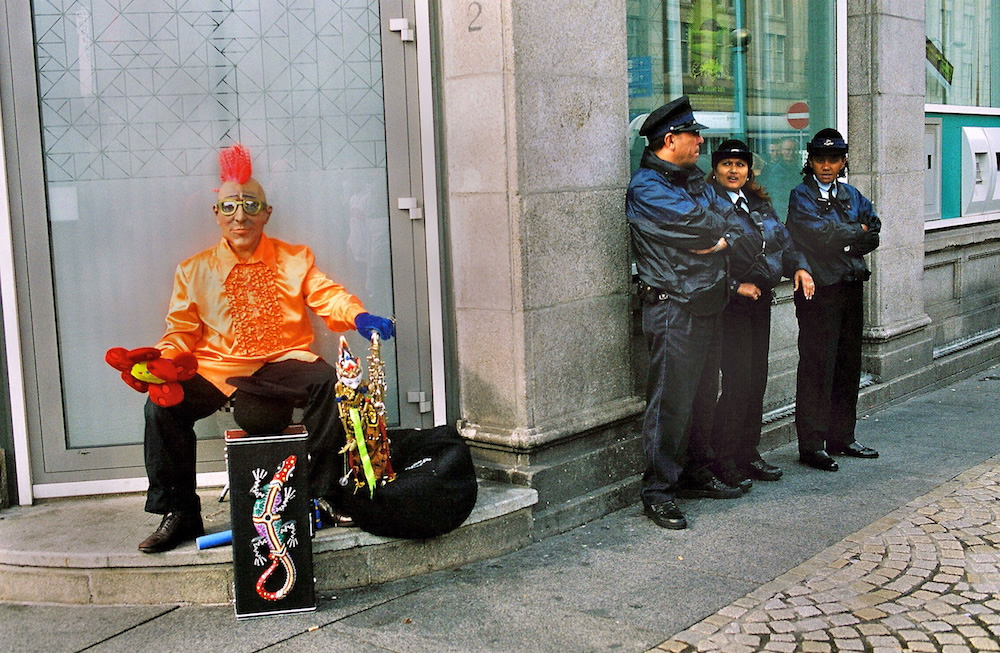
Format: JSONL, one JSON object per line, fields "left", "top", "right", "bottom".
{"left": 156, "top": 234, "right": 365, "bottom": 394}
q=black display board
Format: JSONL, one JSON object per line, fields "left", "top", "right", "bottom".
{"left": 225, "top": 427, "right": 315, "bottom": 618}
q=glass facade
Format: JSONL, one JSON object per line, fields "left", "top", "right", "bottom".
{"left": 31, "top": 0, "right": 397, "bottom": 448}
{"left": 926, "top": 0, "right": 1000, "bottom": 108}
{"left": 627, "top": 0, "right": 838, "bottom": 219}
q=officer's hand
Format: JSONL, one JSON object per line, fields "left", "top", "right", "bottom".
{"left": 354, "top": 312, "right": 395, "bottom": 340}
{"left": 793, "top": 269, "right": 815, "bottom": 300}
{"left": 737, "top": 282, "right": 762, "bottom": 301}
{"left": 689, "top": 237, "right": 728, "bottom": 255}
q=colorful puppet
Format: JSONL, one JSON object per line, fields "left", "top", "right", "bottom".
{"left": 335, "top": 335, "right": 395, "bottom": 497}
{"left": 105, "top": 346, "right": 198, "bottom": 407}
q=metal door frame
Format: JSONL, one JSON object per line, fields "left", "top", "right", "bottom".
{"left": 0, "top": 0, "right": 443, "bottom": 501}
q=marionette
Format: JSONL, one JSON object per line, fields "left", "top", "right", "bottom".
{"left": 335, "top": 334, "right": 395, "bottom": 497}
{"left": 332, "top": 334, "right": 479, "bottom": 541}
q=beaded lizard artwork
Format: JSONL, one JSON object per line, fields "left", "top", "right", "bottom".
{"left": 250, "top": 455, "right": 299, "bottom": 601}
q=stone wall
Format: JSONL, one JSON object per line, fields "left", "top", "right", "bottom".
{"left": 439, "top": 0, "right": 645, "bottom": 536}
{"left": 924, "top": 222, "right": 1000, "bottom": 352}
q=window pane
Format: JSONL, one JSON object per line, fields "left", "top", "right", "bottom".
{"left": 32, "top": 0, "right": 396, "bottom": 447}
{"left": 925, "top": 0, "right": 1000, "bottom": 108}
{"left": 627, "top": 0, "right": 838, "bottom": 219}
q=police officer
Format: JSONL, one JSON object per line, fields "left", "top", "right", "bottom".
{"left": 707, "top": 139, "right": 814, "bottom": 489}
{"left": 626, "top": 96, "right": 744, "bottom": 530}
{"left": 786, "top": 128, "right": 881, "bottom": 472}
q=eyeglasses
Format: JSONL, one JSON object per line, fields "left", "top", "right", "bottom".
{"left": 216, "top": 198, "right": 267, "bottom": 216}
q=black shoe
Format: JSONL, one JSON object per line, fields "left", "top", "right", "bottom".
{"left": 316, "top": 497, "right": 356, "bottom": 527}
{"left": 138, "top": 511, "right": 205, "bottom": 553}
{"left": 676, "top": 474, "right": 743, "bottom": 499}
{"left": 828, "top": 442, "right": 879, "bottom": 458}
{"left": 799, "top": 450, "right": 839, "bottom": 472}
{"left": 744, "top": 459, "right": 783, "bottom": 481}
{"left": 643, "top": 500, "right": 687, "bottom": 530}
{"left": 715, "top": 468, "right": 752, "bottom": 494}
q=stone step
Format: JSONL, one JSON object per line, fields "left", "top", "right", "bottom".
{"left": 0, "top": 481, "right": 537, "bottom": 605}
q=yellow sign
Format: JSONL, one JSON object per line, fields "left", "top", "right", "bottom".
{"left": 925, "top": 38, "right": 954, "bottom": 85}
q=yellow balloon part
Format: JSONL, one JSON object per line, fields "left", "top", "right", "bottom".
{"left": 131, "top": 361, "right": 166, "bottom": 384}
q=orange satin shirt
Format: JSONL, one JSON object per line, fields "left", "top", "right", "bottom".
{"left": 156, "top": 234, "right": 365, "bottom": 395}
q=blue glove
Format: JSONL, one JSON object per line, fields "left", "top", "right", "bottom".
{"left": 354, "top": 312, "right": 395, "bottom": 340}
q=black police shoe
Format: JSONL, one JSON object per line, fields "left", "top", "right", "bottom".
{"left": 799, "top": 450, "right": 839, "bottom": 472}
{"left": 714, "top": 467, "right": 752, "bottom": 494}
{"left": 677, "top": 474, "right": 743, "bottom": 499}
{"left": 744, "top": 459, "right": 783, "bottom": 482}
{"left": 828, "top": 441, "right": 879, "bottom": 458}
{"left": 643, "top": 500, "right": 687, "bottom": 530}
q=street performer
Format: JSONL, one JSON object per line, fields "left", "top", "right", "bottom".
{"left": 125, "top": 143, "right": 393, "bottom": 553}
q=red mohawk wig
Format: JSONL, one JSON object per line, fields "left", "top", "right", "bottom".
{"left": 218, "top": 143, "right": 253, "bottom": 184}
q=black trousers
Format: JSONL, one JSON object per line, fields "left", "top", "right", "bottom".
{"left": 143, "top": 359, "right": 346, "bottom": 514}
{"left": 640, "top": 299, "right": 723, "bottom": 506}
{"left": 711, "top": 294, "right": 772, "bottom": 472}
{"left": 793, "top": 280, "right": 864, "bottom": 454}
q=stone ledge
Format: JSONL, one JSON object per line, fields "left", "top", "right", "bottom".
{"left": 0, "top": 481, "right": 537, "bottom": 605}
{"left": 460, "top": 396, "right": 645, "bottom": 452}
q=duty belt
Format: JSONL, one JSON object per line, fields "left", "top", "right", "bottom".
{"left": 639, "top": 282, "right": 670, "bottom": 304}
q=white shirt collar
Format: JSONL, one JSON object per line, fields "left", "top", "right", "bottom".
{"left": 814, "top": 176, "right": 836, "bottom": 199}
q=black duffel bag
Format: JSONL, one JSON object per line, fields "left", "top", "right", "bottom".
{"left": 336, "top": 425, "right": 478, "bottom": 539}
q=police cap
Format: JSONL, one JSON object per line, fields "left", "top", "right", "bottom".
{"left": 640, "top": 96, "right": 709, "bottom": 143}
{"left": 711, "top": 139, "right": 753, "bottom": 168}
{"left": 806, "top": 128, "right": 848, "bottom": 155}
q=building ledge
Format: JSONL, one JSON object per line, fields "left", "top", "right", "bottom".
{"left": 0, "top": 481, "right": 536, "bottom": 605}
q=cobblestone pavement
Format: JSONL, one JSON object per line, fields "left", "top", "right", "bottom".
{"left": 653, "top": 457, "right": 1000, "bottom": 653}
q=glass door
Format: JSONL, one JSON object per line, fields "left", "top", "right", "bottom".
{"left": 1, "top": 0, "right": 432, "bottom": 486}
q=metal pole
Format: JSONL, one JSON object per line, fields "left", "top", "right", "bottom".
{"left": 732, "top": 0, "right": 749, "bottom": 142}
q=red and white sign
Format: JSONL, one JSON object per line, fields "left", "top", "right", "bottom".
{"left": 786, "top": 102, "right": 810, "bottom": 130}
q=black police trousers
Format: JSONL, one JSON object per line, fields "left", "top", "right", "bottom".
{"left": 640, "top": 297, "right": 723, "bottom": 506}
{"left": 143, "top": 359, "right": 346, "bottom": 514}
{"left": 711, "top": 293, "right": 772, "bottom": 472}
{"left": 793, "top": 280, "right": 864, "bottom": 454}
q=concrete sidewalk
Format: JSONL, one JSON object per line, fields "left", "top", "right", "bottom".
{"left": 1, "top": 364, "right": 999, "bottom": 653}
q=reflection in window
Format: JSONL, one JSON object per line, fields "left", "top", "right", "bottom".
{"left": 925, "top": 0, "right": 999, "bottom": 108}
{"left": 680, "top": 22, "right": 690, "bottom": 74}
{"left": 768, "top": 34, "right": 786, "bottom": 82}
{"left": 627, "top": 0, "right": 837, "bottom": 219}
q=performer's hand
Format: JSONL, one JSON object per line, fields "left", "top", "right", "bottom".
{"left": 355, "top": 312, "right": 395, "bottom": 340}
